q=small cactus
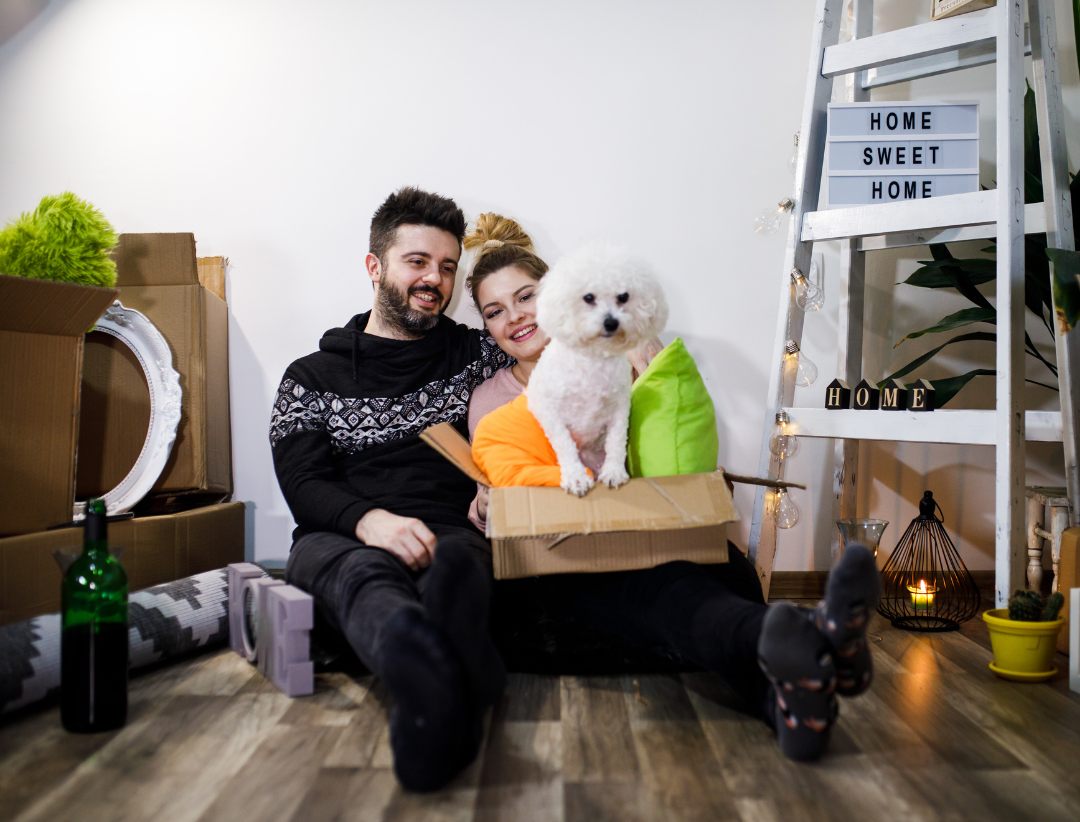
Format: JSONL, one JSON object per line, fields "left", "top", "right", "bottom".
{"left": 1008, "top": 590, "right": 1045, "bottom": 621}
{"left": 1042, "top": 592, "right": 1065, "bottom": 622}
{"left": 1008, "top": 589, "right": 1065, "bottom": 621}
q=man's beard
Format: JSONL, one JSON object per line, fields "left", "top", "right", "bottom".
{"left": 375, "top": 280, "right": 446, "bottom": 338}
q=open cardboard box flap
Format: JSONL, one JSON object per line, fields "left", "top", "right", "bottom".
{"left": 420, "top": 422, "right": 737, "bottom": 578}
{"left": 0, "top": 275, "right": 119, "bottom": 536}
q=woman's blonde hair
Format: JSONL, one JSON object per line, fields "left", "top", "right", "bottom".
{"left": 463, "top": 213, "right": 548, "bottom": 308}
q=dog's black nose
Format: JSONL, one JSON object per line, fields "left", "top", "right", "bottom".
{"left": 603, "top": 316, "right": 619, "bottom": 333}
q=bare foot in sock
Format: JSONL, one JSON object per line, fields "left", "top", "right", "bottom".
{"left": 814, "top": 544, "right": 881, "bottom": 697}
{"left": 380, "top": 607, "right": 482, "bottom": 792}
{"left": 758, "top": 601, "right": 838, "bottom": 761}
{"left": 422, "top": 540, "right": 506, "bottom": 710}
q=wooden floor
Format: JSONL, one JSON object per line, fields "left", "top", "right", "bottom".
{"left": 2, "top": 605, "right": 1078, "bottom": 822}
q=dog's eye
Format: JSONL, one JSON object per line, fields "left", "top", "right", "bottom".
{"left": 583, "top": 294, "right": 595, "bottom": 304}
{"left": 617, "top": 292, "right": 630, "bottom": 305}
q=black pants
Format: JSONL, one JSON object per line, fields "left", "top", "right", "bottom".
{"left": 538, "top": 545, "right": 769, "bottom": 715}
{"left": 285, "top": 524, "right": 492, "bottom": 678}
{"left": 287, "top": 528, "right": 767, "bottom": 714}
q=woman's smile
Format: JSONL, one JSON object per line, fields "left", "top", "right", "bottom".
{"left": 509, "top": 323, "right": 538, "bottom": 342}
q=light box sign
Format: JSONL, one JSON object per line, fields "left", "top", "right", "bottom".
{"left": 826, "top": 102, "right": 980, "bottom": 208}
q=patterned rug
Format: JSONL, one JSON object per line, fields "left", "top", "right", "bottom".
{"left": 0, "top": 567, "right": 267, "bottom": 716}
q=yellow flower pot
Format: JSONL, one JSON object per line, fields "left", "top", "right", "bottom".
{"left": 982, "top": 609, "right": 1065, "bottom": 682}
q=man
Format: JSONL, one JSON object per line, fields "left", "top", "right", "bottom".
{"left": 270, "top": 187, "right": 510, "bottom": 792}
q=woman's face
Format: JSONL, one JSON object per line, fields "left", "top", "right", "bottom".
{"left": 477, "top": 265, "right": 549, "bottom": 362}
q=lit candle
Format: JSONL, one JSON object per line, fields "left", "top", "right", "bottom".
{"left": 907, "top": 579, "right": 937, "bottom": 611}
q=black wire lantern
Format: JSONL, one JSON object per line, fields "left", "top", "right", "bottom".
{"left": 878, "top": 490, "right": 981, "bottom": 632}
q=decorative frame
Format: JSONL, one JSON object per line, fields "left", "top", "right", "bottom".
{"left": 73, "top": 301, "right": 182, "bottom": 520}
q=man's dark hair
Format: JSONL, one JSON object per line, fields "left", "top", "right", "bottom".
{"left": 369, "top": 187, "right": 466, "bottom": 264}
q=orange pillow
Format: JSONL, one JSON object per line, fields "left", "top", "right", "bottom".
{"left": 472, "top": 394, "right": 563, "bottom": 487}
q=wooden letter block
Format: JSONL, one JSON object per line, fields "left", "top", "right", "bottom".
{"left": 907, "top": 378, "right": 936, "bottom": 412}
{"left": 825, "top": 378, "right": 851, "bottom": 410}
{"left": 879, "top": 379, "right": 907, "bottom": 411}
{"left": 852, "top": 379, "right": 880, "bottom": 410}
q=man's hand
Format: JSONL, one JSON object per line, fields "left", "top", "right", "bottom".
{"left": 355, "top": 508, "right": 436, "bottom": 571}
{"left": 628, "top": 336, "right": 665, "bottom": 381}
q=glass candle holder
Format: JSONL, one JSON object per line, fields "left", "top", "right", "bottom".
{"left": 907, "top": 580, "right": 938, "bottom": 612}
{"left": 836, "top": 518, "right": 889, "bottom": 558}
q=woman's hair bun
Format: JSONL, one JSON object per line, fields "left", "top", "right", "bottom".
{"left": 463, "top": 213, "right": 533, "bottom": 257}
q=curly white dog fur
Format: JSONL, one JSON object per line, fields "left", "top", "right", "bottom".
{"left": 528, "top": 243, "right": 669, "bottom": 496}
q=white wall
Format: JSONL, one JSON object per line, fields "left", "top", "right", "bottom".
{"left": 1, "top": 0, "right": 1077, "bottom": 569}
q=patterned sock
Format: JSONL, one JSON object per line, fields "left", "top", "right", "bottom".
{"left": 814, "top": 544, "right": 881, "bottom": 697}
{"left": 758, "top": 602, "right": 838, "bottom": 761}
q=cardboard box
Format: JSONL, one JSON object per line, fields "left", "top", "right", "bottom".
{"left": 0, "top": 501, "right": 245, "bottom": 626}
{"left": 77, "top": 234, "right": 231, "bottom": 498}
{"left": 1058, "top": 528, "right": 1079, "bottom": 655}
{"left": 0, "top": 275, "right": 118, "bottom": 536}
{"left": 421, "top": 423, "right": 735, "bottom": 580}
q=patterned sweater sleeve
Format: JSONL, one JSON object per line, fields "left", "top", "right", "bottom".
{"left": 269, "top": 371, "right": 373, "bottom": 537}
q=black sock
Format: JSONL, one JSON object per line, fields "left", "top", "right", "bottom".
{"left": 380, "top": 607, "right": 482, "bottom": 792}
{"left": 758, "top": 602, "right": 838, "bottom": 761}
{"left": 814, "top": 544, "right": 881, "bottom": 697}
{"left": 422, "top": 539, "right": 507, "bottom": 709}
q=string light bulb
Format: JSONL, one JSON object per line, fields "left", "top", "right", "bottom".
{"left": 776, "top": 487, "right": 801, "bottom": 529}
{"left": 788, "top": 132, "right": 800, "bottom": 176}
{"left": 785, "top": 340, "right": 818, "bottom": 387}
{"left": 768, "top": 410, "right": 799, "bottom": 460}
{"left": 753, "top": 197, "right": 794, "bottom": 235}
{"left": 790, "top": 265, "right": 823, "bottom": 312}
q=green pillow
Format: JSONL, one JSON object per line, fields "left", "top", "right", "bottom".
{"left": 627, "top": 338, "right": 719, "bottom": 477}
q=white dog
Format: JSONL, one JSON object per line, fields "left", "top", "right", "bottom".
{"left": 529, "top": 242, "right": 669, "bottom": 496}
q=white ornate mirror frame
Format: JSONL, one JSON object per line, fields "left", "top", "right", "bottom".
{"left": 73, "top": 301, "right": 183, "bottom": 520}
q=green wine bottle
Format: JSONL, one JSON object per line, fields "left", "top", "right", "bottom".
{"left": 61, "top": 498, "right": 128, "bottom": 733}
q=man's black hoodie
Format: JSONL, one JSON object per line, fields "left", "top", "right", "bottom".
{"left": 270, "top": 311, "right": 510, "bottom": 541}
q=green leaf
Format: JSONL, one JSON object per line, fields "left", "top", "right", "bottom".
{"left": 895, "top": 307, "right": 996, "bottom": 347}
{"left": 1075, "top": 0, "right": 1080, "bottom": 88}
{"left": 880, "top": 332, "right": 996, "bottom": 385}
{"left": 931, "top": 370, "right": 996, "bottom": 407}
{"left": 929, "top": 245, "right": 993, "bottom": 310}
{"left": 1026, "top": 170, "right": 1044, "bottom": 206}
{"left": 1046, "top": 247, "right": 1080, "bottom": 333}
{"left": 901, "top": 265, "right": 995, "bottom": 289}
{"left": 1024, "top": 82, "right": 1042, "bottom": 202}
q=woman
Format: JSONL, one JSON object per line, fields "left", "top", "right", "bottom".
{"left": 461, "top": 214, "right": 880, "bottom": 761}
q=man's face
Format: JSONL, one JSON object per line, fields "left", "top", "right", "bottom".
{"left": 369, "top": 224, "right": 460, "bottom": 337}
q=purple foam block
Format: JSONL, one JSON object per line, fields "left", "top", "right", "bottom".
{"left": 247, "top": 577, "right": 284, "bottom": 664}
{"left": 265, "top": 585, "right": 314, "bottom": 697}
{"left": 227, "top": 563, "right": 266, "bottom": 656}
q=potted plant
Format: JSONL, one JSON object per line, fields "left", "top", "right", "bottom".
{"left": 983, "top": 590, "right": 1066, "bottom": 681}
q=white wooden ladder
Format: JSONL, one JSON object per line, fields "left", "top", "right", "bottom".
{"left": 747, "top": 0, "right": 1078, "bottom": 608}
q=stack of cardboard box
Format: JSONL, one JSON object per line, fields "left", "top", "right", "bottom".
{"left": 0, "top": 235, "right": 244, "bottom": 626}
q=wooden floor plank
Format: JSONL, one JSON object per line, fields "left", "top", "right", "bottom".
{"left": 322, "top": 678, "right": 390, "bottom": 768}
{"left": 561, "top": 677, "right": 639, "bottom": 783}
{"left": 495, "top": 674, "right": 561, "bottom": 723}
{"left": 196, "top": 723, "right": 343, "bottom": 822}
{"left": 3, "top": 611, "right": 1080, "bottom": 822}
{"left": 622, "top": 674, "right": 740, "bottom": 821}
{"left": 475, "top": 720, "right": 562, "bottom": 822}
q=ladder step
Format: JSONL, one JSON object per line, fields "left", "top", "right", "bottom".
{"left": 857, "top": 202, "right": 1047, "bottom": 250}
{"left": 862, "top": 25, "right": 1029, "bottom": 90}
{"left": 801, "top": 190, "right": 1038, "bottom": 243}
{"left": 822, "top": 8, "right": 996, "bottom": 78}
{"left": 784, "top": 408, "right": 1062, "bottom": 446}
